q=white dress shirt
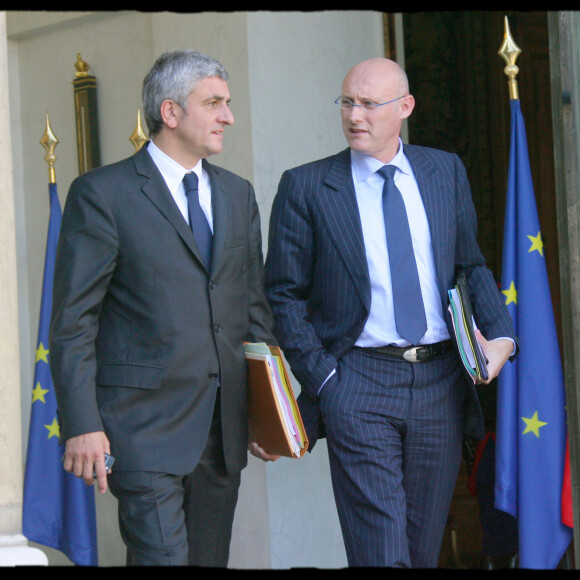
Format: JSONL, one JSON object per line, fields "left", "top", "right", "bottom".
{"left": 351, "top": 142, "right": 450, "bottom": 348}
{"left": 147, "top": 140, "right": 213, "bottom": 232}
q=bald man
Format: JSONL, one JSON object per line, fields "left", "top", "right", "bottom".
{"left": 265, "top": 58, "right": 515, "bottom": 567}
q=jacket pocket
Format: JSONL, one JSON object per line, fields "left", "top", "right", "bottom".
{"left": 96, "top": 363, "right": 164, "bottom": 389}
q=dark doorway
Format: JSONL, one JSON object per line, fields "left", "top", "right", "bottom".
{"left": 401, "top": 11, "right": 558, "bottom": 568}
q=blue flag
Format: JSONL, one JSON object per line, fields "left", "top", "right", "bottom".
{"left": 22, "top": 183, "right": 98, "bottom": 566}
{"left": 494, "top": 99, "right": 572, "bottom": 568}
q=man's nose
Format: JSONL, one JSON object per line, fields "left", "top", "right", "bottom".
{"left": 219, "top": 103, "right": 235, "bottom": 125}
{"left": 347, "top": 105, "right": 364, "bottom": 122}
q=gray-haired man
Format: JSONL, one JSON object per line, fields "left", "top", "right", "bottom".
{"left": 51, "top": 50, "right": 276, "bottom": 566}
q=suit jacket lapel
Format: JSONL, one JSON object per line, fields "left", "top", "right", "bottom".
{"left": 203, "top": 159, "right": 227, "bottom": 272}
{"left": 317, "top": 148, "right": 371, "bottom": 310}
{"left": 403, "top": 144, "right": 449, "bottom": 303}
{"left": 133, "top": 145, "right": 207, "bottom": 268}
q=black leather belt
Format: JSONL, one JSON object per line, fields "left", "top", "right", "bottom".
{"left": 354, "top": 340, "right": 454, "bottom": 363}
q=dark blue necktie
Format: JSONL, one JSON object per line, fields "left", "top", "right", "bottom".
{"left": 183, "top": 172, "right": 212, "bottom": 270}
{"left": 378, "top": 165, "right": 427, "bottom": 345}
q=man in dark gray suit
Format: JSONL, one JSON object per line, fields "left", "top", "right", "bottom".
{"left": 265, "top": 58, "right": 516, "bottom": 567}
{"left": 50, "top": 50, "right": 276, "bottom": 567}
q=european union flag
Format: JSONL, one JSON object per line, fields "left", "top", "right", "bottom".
{"left": 494, "top": 98, "right": 573, "bottom": 568}
{"left": 22, "top": 182, "right": 98, "bottom": 566}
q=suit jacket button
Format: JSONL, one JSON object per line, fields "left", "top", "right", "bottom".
{"left": 209, "top": 281, "right": 216, "bottom": 289}
{"left": 208, "top": 373, "right": 218, "bottom": 380}
{"left": 214, "top": 324, "right": 222, "bottom": 333}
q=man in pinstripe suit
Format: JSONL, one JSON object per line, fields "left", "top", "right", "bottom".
{"left": 264, "top": 58, "right": 515, "bottom": 567}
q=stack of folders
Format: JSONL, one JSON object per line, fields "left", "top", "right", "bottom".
{"left": 244, "top": 342, "right": 309, "bottom": 458}
{"left": 448, "top": 273, "right": 489, "bottom": 383}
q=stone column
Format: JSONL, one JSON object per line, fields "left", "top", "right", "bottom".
{"left": 0, "top": 11, "right": 46, "bottom": 566}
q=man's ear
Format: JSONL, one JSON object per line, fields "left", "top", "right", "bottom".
{"left": 159, "top": 99, "right": 181, "bottom": 129}
{"left": 400, "top": 94, "right": 415, "bottom": 120}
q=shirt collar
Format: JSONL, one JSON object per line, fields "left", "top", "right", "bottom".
{"left": 350, "top": 138, "right": 411, "bottom": 184}
{"left": 147, "top": 140, "right": 203, "bottom": 192}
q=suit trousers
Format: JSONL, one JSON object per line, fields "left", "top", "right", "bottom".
{"left": 319, "top": 347, "right": 465, "bottom": 568}
{"left": 108, "top": 391, "right": 241, "bottom": 566}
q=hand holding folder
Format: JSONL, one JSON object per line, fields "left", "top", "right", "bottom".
{"left": 448, "top": 272, "right": 489, "bottom": 383}
{"left": 244, "top": 343, "right": 309, "bottom": 458}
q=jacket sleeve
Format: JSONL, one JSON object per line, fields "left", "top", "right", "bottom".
{"left": 244, "top": 180, "right": 276, "bottom": 346}
{"left": 451, "top": 153, "right": 516, "bottom": 346}
{"left": 49, "top": 175, "right": 118, "bottom": 441}
{"left": 264, "top": 170, "right": 339, "bottom": 398}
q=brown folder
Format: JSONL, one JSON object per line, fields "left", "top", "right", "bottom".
{"left": 245, "top": 344, "right": 309, "bottom": 458}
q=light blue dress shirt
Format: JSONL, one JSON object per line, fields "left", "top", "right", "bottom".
{"left": 319, "top": 140, "right": 514, "bottom": 392}
{"left": 351, "top": 141, "right": 450, "bottom": 348}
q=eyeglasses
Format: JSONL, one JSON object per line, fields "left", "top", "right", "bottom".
{"left": 334, "top": 95, "right": 406, "bottom": 111}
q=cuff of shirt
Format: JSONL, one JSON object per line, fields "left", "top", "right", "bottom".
{"left": 318, "top": 368, "right": 337, "bottom": 396}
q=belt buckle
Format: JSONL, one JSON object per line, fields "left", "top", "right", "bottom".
{"left": 403, "top": 347, "right": 421, "bottom": 363}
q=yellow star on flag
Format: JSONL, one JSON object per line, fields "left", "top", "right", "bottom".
{"left": 522, "top": 411, "right": 547, "bottom": 438}
{"left": 502, "top": 281, "right": 517, "bottom": 306}
{"left": 44, "top": 417, "right": 60, "bottom": 440}
{"left": 31, "top": 382, "right": 49, "bottom": 404}
{"left": 35, "top": 342, "right": 49, "bottom": 364}
{"left": 527, "top": 231, "right": 544, "bottom": 257}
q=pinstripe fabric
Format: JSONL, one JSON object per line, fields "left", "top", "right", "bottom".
{"left": 264, "top": 145, "right": 516, "bottom": 567}
{"left": 319, "top": 348, "right": 464, "bottom": 567}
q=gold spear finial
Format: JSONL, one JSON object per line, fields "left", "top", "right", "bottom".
{"left": 129, "top": 109, "right": 148, "bottom": 152}
{"left": 498, "top": 15, "right": 521, "bottom": 101}
{"left": 40, "top": 112, "right": 59, "bottom": 184}
{"left": 74, "top": 53, "right": 91, "bottom": 78}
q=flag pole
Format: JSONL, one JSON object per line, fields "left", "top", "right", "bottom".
{"left": 39, "top": 112, "right": 58, "bottom": 184}
{"left": 498, "top": 15, "right": 521, "bottom": 101}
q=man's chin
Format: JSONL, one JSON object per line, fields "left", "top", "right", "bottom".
{"left": 345, "top": 133, "right": 369, "bottom": 150}
{"left": 346, "top": 141, "right": 368, "bottom": 155}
